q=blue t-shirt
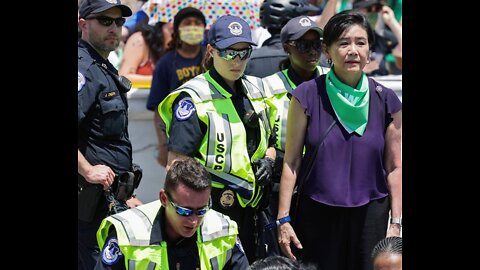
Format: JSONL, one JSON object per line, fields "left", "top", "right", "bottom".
{"left": 146, "top": 49, "right": 204, "bottom": 111}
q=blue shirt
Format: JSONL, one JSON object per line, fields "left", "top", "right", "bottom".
{"left": 146, "top": 49, "right": 204, "bottom": 111}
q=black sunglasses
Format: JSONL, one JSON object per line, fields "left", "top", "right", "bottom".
{"left": 86, "top": 16, "right": 126, "bottom": 27}
{"left": 288, "top": 39, "right": 322, "bottom": 54}
{"left": 216, "top": 47, "right": 253, "bottom": 61}
{"left": 166, "top": 192, "right": 211, "bottom": 217}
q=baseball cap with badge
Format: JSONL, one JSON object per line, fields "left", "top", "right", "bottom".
{"left": 280, "top": 15, "right": 323, "bottom": 43}
{"left": 208, "top": 15, "right": 257, "bottom": 49}
{"left": 79, "top": 0, "right": 132, "bottom": 19}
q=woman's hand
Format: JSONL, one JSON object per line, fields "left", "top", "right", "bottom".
{"left": 277, "top": 222, "right": 303, "bottom": 260}
{"left": 386, "top": 223, "right": 401, "bottom": 237}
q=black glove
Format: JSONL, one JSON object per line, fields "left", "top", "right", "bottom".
{"left": 252, "top": 157, "right": 275, "bottom": 186}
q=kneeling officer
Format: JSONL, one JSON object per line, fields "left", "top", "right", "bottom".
{"left": 95, "top": 157, "right": 249, "bottom": 269}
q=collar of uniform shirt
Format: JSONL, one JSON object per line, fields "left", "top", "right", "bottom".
{"left": 209, "top": 67, "right": 245, "bottom": 97}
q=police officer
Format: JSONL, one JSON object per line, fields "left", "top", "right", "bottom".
{"left": 244, "top": 0, "right": 319, "bottom": 78}
{"left": 260, "top": 15, "right": 330, "bottom": 257}
{"left": 158, "top": 15, "right": 276, "bottom": 263}
{"left": 78, "top": 1, "right": 141, "bottom": 269}
{"left": 95, "top": 157, "right": 249, "bottom": 270}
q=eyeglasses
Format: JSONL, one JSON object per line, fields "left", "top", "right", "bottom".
{"left": 86, "top": 16, "right": 126, "bottom": 27}
{"left": 288, "top": 39, "right": 322, "bottom": 54}
{"left": 166, "top": 192, "right": 211, "bottom": 217}
{"left": 216, "top": 47, "right": 252, "bottom": 61}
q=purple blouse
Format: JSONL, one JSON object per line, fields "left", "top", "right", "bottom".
{"left": 292, "top": 75, "right": 401, "bottom": 207}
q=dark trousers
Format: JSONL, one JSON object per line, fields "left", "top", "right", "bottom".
{"left": 293, "top": 195, "right": 389, "bottom": 270}
{"left": 78, "top": 217, "right": 104, "bottom": 270}
{"left": 263, "top": 191, "right": 281, "bottom": 257}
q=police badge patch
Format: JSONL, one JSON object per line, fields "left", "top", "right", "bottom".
{"left": 78, "top": 71, "right": 85, "bottom": 92}
{"left": 101, "top": 237, "right": 123, "bottom": 265}
{"left": 175, "top": 97, "right": 196, "bottom": 121}
{"left": 220, "top": 189, "right": 235, "bottom": 209}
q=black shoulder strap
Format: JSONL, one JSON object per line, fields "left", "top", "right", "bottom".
{"left": 94, "top": 61, "right": 132, "bottom": 93}
{"left": 292, "top": 118, "right": 337, "bottom": 223}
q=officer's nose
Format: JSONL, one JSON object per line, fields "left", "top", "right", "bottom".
{"left": 187, "top": 215, "right": 200, "bottom": 225}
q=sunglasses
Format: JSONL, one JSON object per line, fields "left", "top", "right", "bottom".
{"left": 216, "top": 47, "right": 252, "bottom": 61}
{"left": 288, "top": 39, "right": 322, "bottom": 54}
{"left": 87, "top": 16, "right": 126, "bottom": 27}
{"left": 166, "top": 192, "right": 211, "bottom": 217}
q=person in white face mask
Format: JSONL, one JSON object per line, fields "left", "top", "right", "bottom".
{"left": 147, "top": 7, "right": 207, "bottom": 167}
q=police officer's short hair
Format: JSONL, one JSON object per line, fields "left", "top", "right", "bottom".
{"left": 164, "top": 157, "right": 211, "bottom": 194}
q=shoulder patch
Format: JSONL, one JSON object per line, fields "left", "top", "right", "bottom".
{"left": 235, "top": 236, "right": 245, "bottom": 255}
{"left": 101, "top": 237, "right": 123, "bottom": 266}
{"left": 174, "top": 97, "right": 196, "bottom": 121}
{"left": 78, "top": 71, "right": 85, "bottom": 92}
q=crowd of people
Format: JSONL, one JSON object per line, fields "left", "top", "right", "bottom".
{"left": 78, "top": 0, "right": 402, "bottom": 269}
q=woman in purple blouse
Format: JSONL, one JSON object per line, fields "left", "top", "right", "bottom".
{"left": 276, "top": 10, "right": 402, "bottom": 270}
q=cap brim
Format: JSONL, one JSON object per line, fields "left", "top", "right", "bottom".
{"left": 215, "top": 37, "right": 257, "bottom": 49}
{"left": 92, "top": 4, "right": 132, "bottom": 17}
{"left": 288, "top": 27, "right": 323, "bottom": 41}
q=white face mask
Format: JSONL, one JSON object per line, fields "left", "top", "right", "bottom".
{"left": 179, "top": 25, "right": 205, "bottom": 45}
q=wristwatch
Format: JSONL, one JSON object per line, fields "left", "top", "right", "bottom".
{"left": 390, "top": 217, "right": 402, "bottom": 226}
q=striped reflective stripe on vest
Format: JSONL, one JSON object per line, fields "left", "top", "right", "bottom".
{"left": 110, "top": 205, "right": 154, "bottom": 246}
{"left": 258, "top": 110, "right": 271, "bottom": 139}
{"left": 127, "top": 259, "right": 155, "bottom": 270}
{"left": 279, "top": 71, "right": 294, "bottom": 94}
{"left": 242, "top": 75, "right": 265, "bottom": 99}
{"left": 242, "top": 76, "right": 271, "bottom": 136}
{"left": 205, "top": 112, "right": 232, "bottom": 173}
{"left": 275, "top": 99, "right": 289, "bottom": 151}
{"left": 206, "top": 167, "right": 253, "bottom": 199}
{"left": 182, "top": 76, "right": 224, "bottom": 101}
{"left": 201, "top": 211, "right": 232, "bottom": 242}
{"left": 265, "top": 72, "right": 292, "bottom": 95}
{"left": 210, "top": 248, "right": 232, "bottom": 270}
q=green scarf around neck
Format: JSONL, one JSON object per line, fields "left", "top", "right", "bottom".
{"left": 325, "top": 70, "right": 370, "bottom": 135}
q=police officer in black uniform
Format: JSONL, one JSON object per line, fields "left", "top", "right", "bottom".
{"left": 78, "top": 1, "right": 141, "bottom": 269}
{"left": 244, "top": 0, "right": 319, "bottom": 78}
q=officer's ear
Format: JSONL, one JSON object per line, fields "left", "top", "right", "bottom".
{"left": 159, "top": 189, "right": 168, "bottom": 207}
{"left": 78, "top": 18, "right": 88, "bottom": 33}
{"left": 207, "top": 44, "right": 215, "bottom": 57}
{"left": 283, "top": 43, "right": 291, "bottom": 55}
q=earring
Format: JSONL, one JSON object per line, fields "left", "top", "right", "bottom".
{"left": 327, "top": 58, "right": 332, "bottom": 67}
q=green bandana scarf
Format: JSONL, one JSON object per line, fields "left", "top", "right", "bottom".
{"left": 325, "top": 70, "right": 370, "bottom": 135}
